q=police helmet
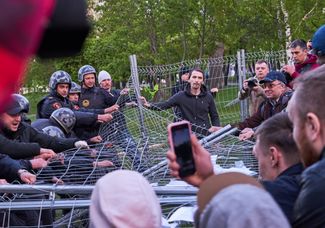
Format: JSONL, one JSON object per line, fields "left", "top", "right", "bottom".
{"left": 6, "top": 94, "right": 30, "bottom": 115}
{"left": 78, "top": 65, "right": 96, "bottom": 82}
{"left": 312, "top": 24, "right": 325, "bottom": 57}
{"left": 42, "top": 126, "right": 66, "bottom": 138}
{"left": 50, "top": 108, "right": 76, "bottom": 134}
{"left": 49, "top": 70, "right": 72, "bottom": 91}
{"left": 70, "top": 82, "right": 81, "bottom": 94}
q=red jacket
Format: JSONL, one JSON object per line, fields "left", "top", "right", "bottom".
{"left": 292, "top": 54, "right": 319, "bottom": 79}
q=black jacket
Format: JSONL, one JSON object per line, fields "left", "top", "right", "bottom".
{"left": 79, "top": 86, "right": 115, "bottom": 109}
{"left": 0, "top": 133, "right": 41, "bottom": 159}
{"left": 150, "top": 84, "right": 220, "bottom": 135}
{"left": 1, "top": 122, "right": 77, "bottom": 153}
{"left": 37, "top": 91, "right": 100, "bottom": 128}
{"left": 262, "top": 163, "right": 303, "bottom": 223}
{"left": 293, "top": 148, "right": 325, "bottom": 228}
{"left": 0, "top": 154, "right": 21, "bottom": 182}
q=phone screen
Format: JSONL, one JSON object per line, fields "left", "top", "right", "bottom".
{"left": 171, "top": 123, "right": 196, "bottom": 177}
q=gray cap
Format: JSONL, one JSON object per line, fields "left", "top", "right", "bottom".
{"left": 198, "top": 184, "right": 290, "bottom": 228}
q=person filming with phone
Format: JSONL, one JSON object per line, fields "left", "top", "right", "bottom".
{"left": 238, "top": 60, "right": 269, "bottom": 117}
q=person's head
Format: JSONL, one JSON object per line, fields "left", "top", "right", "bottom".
{"left": 90, "top": 170, "right": 161, "bottom": 228}
{"left": 188, "top": 68, "right": 204, "bottom": 91}
{"left": 312, "top": 24, "right": 325, "bottom": 65}
{"left": 179, "top": 66, "right": 190, "bottom": 82}
{"left": 50, "top": 108, "right": 76, "bottom": 134}
{"left": 307, "top": 39, "right": 313, "bottom": 51}
{"left": 196, "top": 173, "right": 290, "bottom": 228}
{"left": 260, "top": 71, "right": 287, "bottom": 100}
{"left": 78, "top": 65, "right": 96, "bottom": 88}
{"left": 254, "top": 113, "right": 300, "bottom": 180}
{"left": 289, "top": 39, "right": 308, "bottom": 64}
{"left": 287, "top": 65, "right": 325, "bottom": 167}
{"left": 0, "top": 94, "right": 29, "bottom": 132}
{"left": 254, "top": 60, "right": 269, "bottom": 81}
{"left": 98, "top": 70, "right": 112, "bottom": 91}
{"left": 68, "top": 82, "right": 81, "bottom": 103}
{"left": 49, "top": 70, "right": 72, "bottom": 98}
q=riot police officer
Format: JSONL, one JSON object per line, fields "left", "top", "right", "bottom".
{"left": 78, "top": 65, "right": 118, "bottom": 110}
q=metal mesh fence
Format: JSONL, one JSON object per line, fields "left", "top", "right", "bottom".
{"left": 0, "top": 50, "right": 289, "bottom": 227}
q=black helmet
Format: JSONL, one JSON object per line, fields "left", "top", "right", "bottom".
{"left": 42, "top": 126, "right": 66, "bottom": 138}
{"left": 49, "top": 70, "right": 72, "bottom": 91}
{"left": 50, "top": 108, "right": 76, "bottom": 134}
{"left": 78, "top": 65, "right": 96, "bottom": 82}
{"left": 69, "top": 82, "right": 81, "bottom": 94}
{"left": 6, "top": 94, "right": 30, "bottom": 115}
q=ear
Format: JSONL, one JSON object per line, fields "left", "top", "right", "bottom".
{"left": 305, "top": 112, "right": 321, "bottom": 142}
{"left": 269, "top": 146, "right": 281, "bottom": 167}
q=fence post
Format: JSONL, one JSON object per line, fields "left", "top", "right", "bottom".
{"left": 129, "top": 54, "right": 148, "bottom": 138}
{"left": 237, "top": 50, "right": 246, "bottom": 121}
{"left": 241, "top": 49, "right": 249, "bottom": 119}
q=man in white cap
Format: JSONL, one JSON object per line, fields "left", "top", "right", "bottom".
{"left": 98, "top": 71, "right": 144, "bottom": 171}
{"left": 98, "top": 70, "right": 129, "bottom": 102}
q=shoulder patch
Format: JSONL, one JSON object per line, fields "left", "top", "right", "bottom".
{"left": 52, "top": 102, "right": 62, "bottom": 110}
{"left": 82, "top": 99, "right": 90, "bottom": 107}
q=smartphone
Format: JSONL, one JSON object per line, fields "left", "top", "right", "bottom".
{"left": 168, "top": 120, "right": 196, "bottom": 178}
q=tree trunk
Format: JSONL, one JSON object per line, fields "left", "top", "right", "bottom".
{"left": 208, "top": 42, "right": 225, "bottom": 89}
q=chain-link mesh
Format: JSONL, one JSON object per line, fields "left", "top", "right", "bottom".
{"left": 0, "top": 50, "right": 291, "bottom": 227}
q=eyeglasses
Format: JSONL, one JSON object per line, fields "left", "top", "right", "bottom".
{"left": 262, "top": 82, "right": 282, "bottom": 89}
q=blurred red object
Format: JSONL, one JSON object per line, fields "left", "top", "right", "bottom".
{"left": 0, "top": 0, "right": 55, "bottom": 113}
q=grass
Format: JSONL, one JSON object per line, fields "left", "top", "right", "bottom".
{"left": 23, "top": 85, "right": 242, "bottom": 125}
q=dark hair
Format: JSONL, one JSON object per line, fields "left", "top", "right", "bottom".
{"left": 289, "top": 39, "right": 307, "bottom": 50}
{"left": 189, "top": 68, "right": 204, "bottom": 78}
{"left": 255, "top": 112, "right": 300, "bottom": 165}
{"left": 294, "top": 65, "right": 325, "bottom": 123}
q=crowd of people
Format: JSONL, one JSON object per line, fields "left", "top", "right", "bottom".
{"left": 0, "top": 6, "right": 324, "bottom": 226}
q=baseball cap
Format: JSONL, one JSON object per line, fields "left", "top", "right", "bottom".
{"left": 197, "top": 172, "right": 262, "bottom": 214}
{"left": 98, "top": 70, "right": 112, "bottom": 84}
{"left": 312, "top": 24, "right": 325, "bottom": 57}
{"left": 259, "top": 71, "right": 287, "bottom": 84}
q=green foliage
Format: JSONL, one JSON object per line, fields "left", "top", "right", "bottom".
{"left": 24, "top": 0, "right": 325, "bottom": 87}
{"left": 142, "top": 84, "right": 159, "bottom": 100}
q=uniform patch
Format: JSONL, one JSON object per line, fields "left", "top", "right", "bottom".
{"left": 82, "top": 99, "right": 90, "bottom": 107}
{"left": 52, "top": 102, "right": 62, "bottom": 110}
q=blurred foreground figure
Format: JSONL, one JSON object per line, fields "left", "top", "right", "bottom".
{"left": 0, "top": 0, "right": 90, "bottom": 113}
{"left": 90, "top": 170, "right": 162, "bottom": 228}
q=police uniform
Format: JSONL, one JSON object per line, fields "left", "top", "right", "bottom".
{"left": 79, "top": 87, "right": 115, "bottom": 109}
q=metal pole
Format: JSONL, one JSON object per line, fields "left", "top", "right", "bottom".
{"left": 241, "top": 49, "right": 249, "bottom": 119}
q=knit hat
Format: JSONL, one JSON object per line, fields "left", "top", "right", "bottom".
{"left": 312, "top": 24, "right": 325, "bottom": 56}
{"left": 98, "top": 70, "right": 112, "bottom": 84}
{"left": 89, "top": 170, "right": 162, "bottom": 228}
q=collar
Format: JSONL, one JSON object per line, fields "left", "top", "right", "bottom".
{"left": 278, "top": 163, "right": 303, "bottom": 177}
{"left": 320, "top": 147, "right": 325, "bottom": 160}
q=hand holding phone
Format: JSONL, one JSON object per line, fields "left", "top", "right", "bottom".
{"left": 168, "top": 120, "right": 196, "bottom": 178}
